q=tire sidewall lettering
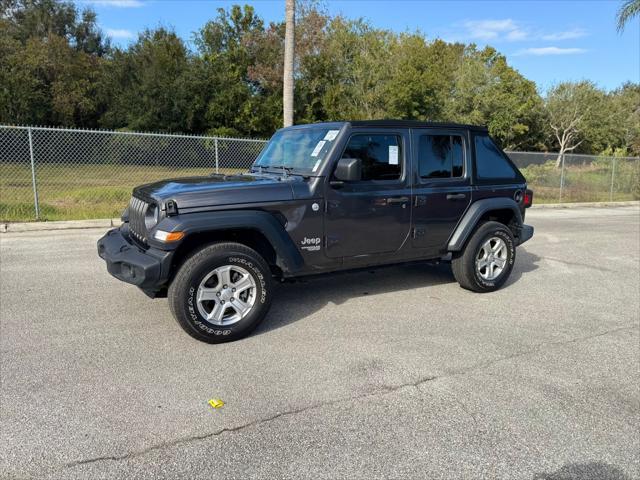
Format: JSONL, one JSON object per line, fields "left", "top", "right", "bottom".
{"left": 228, "top": 256, "right": 267, "bottom": 304}
{"left": 184, "top": 253, "right": 266, "bottom": 337}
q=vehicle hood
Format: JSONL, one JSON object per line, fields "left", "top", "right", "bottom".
{"left": 133, "top": 173, "right": 299, "bottom": 210}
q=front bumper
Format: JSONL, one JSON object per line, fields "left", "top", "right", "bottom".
{"left": 516, "top": 224, "right": 534, "bottom": 246}
{"left": 97, "top": 226, "right": 173, "bottom": 297}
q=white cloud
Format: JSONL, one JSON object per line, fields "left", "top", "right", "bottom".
{"left": 462, "top": 19, "right": 529, "bottom": 42}
{"left": 506, "top": 29, "right": 528, "bottom": 41}
{"left": 446, "top": 19, "right": 588, "bottom": 46}
{"left": 542, "top": 28, "right": 588, "bottom": 41}
{"left": 105, "top": 28, "right": 135, "bottom": 39}
{"left": 82, "top": 0, "right": 145, "bottom": 7}
{"left": 515, "top": 47, "right": 587, "bottom": 56}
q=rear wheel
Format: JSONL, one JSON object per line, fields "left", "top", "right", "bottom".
{"left": 168, "top": 242, "right": 272, "bottom": 343}
{"left": 451, "top": 221, "right": 515, "bottom": 292}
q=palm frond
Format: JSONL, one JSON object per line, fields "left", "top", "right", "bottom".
{"left": 617, "top": 0, "right": 640, "bottom": 32}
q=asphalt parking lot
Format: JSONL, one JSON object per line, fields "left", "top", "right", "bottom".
{"left": 1, "top": 205, "right": 639, "bottom": 480}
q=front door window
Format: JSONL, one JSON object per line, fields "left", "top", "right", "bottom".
{"left": 341, "top": 134, "right": 402, "bottom": 181}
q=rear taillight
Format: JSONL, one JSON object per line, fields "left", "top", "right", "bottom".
{"left": 524, "top": 189, "right": 533, "bottom": 208}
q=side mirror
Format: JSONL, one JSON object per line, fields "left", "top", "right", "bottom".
{"left": 333, "top": 157, "right": 362, "bottom": 183}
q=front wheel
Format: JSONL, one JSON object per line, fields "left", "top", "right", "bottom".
{"left": 168, "top": 242, "right": 273, "bottom": 343}
{"left": 451, "top": 221, "right": 516, "bottom": 292}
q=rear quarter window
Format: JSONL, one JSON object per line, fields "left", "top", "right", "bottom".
{"left": 474, "top": 135, "right": 522, "bottom": 182}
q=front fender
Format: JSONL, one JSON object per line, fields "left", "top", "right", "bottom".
{"left": 150, "top": 210, "right": 305, "bottom": 274}
{"left": 448, "top": 198, "right": 524, "bottom": 252}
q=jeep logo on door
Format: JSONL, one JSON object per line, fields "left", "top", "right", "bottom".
{"left": 300, "top": 237, "right": 321, "bottom": 251}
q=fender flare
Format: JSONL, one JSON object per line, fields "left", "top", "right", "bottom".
{"left": 154, "top": 210, "right": 304, "bottom": 274}
{"left": 448, "top": 198, "right": 523, "bottom": 252}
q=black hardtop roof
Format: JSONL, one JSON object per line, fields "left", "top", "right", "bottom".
{"left": 346, "top": 120, "right": 488, "bottom": 131}
{"left": 284, "top": 120, "right": 488, "bottom": 132}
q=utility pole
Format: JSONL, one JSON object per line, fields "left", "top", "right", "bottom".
{"left": 283, "top": 0, "right": 295, "bottom": 127}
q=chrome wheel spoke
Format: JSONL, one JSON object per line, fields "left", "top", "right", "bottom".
{"left": 494, "top": 256, "right": 506, "bottom": 268}
{"left": 231, "top": 298, "right": 251, "bottom": 317}
{"left": 217, "top": 266, "right": 232, "bottom": 287}
{"left": 197, "top": 287, "right": 218, "bottom": 302}
{"left": 232, "top": 274, "right": 253, "bottom": 294}
{"left": 207, "top": 302, "right": 226, "bottom": 324}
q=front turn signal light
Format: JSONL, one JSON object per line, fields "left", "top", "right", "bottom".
{"left": 154, "top": 230, "right": 185, "bottom": 242}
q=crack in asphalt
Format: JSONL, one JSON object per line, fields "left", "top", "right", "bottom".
{"left": 443, "top": 323, "right": 638, "bottom": 380}
{"left": 61, "top": 323, "right": 638, "bottom": 471}
{"left": 61, "top": 373, "right": 439, "bottom": 471}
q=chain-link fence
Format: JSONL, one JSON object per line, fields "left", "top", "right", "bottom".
{"left": 508, "top": 151, "right": 640, "bottom": 204}
{"left": 1, "top": 125, "right": 639, "bottom": 222}
{"left": 0, "top": 125, "right": 267, "bottom": 221}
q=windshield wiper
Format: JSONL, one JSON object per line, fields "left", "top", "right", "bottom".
{"left": 253, "top": 164, "right": 313, "bottom": 179}
{"left": 264, "top": 164, "right": 293, "bottom": 171}
{"left": 260, "top": 165, "right": 295, "bottom": 178}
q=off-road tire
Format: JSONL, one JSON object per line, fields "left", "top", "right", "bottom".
{"left": 168, "top": 242, "right": 272, "bottom": 343}
{"left": 451, "top": 221, "right": 516, "bottom": 293}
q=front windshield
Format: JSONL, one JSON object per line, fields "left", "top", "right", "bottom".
{"left": 254, "top": 127, "right": 341, "bottom": 173}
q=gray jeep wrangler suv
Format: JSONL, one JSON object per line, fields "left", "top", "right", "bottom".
{"left": 98, "top": 120, "right": 534, "bottom": 343}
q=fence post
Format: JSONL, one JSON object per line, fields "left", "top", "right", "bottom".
{"left": 214, "top": 137, "right": 219, "bottom": 174}
{"left": 559, "top": 153, "right": 565, "bottom": 203}
{"left": 27, "top": 127, "right": 40, "bottom": 220}
{"left": 609, "top": 156, "right": 616, "bottom": 202}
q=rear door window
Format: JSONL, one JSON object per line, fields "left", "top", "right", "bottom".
{"left": 417, "top": 134, "right": 464, "bottom": 179}
{"left": 474, "top": 135, "right": 519, "bottom": 181}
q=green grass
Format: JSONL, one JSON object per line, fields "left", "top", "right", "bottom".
{"left": 0, "top": 163, "right": 245, "bottom": 221}
{"left": 1, "top": 161, "right": 638, "bottom": 222}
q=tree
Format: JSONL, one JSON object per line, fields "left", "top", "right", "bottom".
{"left": 0, "top": 0, "right": 637, "bottom": 151}
{"left": 99, "top": 28, "right": 192, "bottom": 132}
{"left": 443, "top": 46, "right": 545, "bottom": 150}
{"left": 194, "top": 5, "right": 281, "bottom": 136}
{"left": 1, "top": 0, "right": 108, "bottom": 54}
{"left": 616, "top": 0, "right": 640, "bottom": 32}
{"left": 384, "top": 37, "right": 463, "bottom": 121}
{"left": 607, "top": 82, "right": 640, "bottom": 155}
{"left": 0, "top": 0, "right": 108, "bottom": 126}
{"left": 283, "top": 0, "right": 295, "bottom": 126}
{"left": 545, "top": 81, "right": 610, "bottom": 166}
{"left": 309, "top": 17, "right": 394, "bottom": 120}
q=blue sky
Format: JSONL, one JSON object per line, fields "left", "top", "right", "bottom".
{"left": 79, "top": 0, "right": 639, "bottom": 92}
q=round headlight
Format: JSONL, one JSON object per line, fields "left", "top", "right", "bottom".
{"left": 145, "top": 204, "right": 159, "bottom": 230}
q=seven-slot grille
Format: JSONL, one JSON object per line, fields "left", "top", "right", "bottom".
{"left": 128, "top": 196, "right": 150, "bottom": 244}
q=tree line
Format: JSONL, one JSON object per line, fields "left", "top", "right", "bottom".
{"left": 1, "top": 0, "right": 638, "bottom": 155}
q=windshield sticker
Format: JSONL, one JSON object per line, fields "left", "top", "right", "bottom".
{"left": 311, "top": 140, "right": 326, "bottom": 157}
{"left": 312, "top": 159, "right": 321, "bottom": 172}
{"left": 389, "top": 145, "right": 399, "bottom": 165}
{"left": 324, "top": 130, "right": 340, "bottom": 141}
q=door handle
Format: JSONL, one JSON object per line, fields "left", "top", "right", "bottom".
{"left": 387, "top": 196, "right": 409, "bottom": 205}
{"left": 446, "top": 193, "right": 466, "bottom": 201}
